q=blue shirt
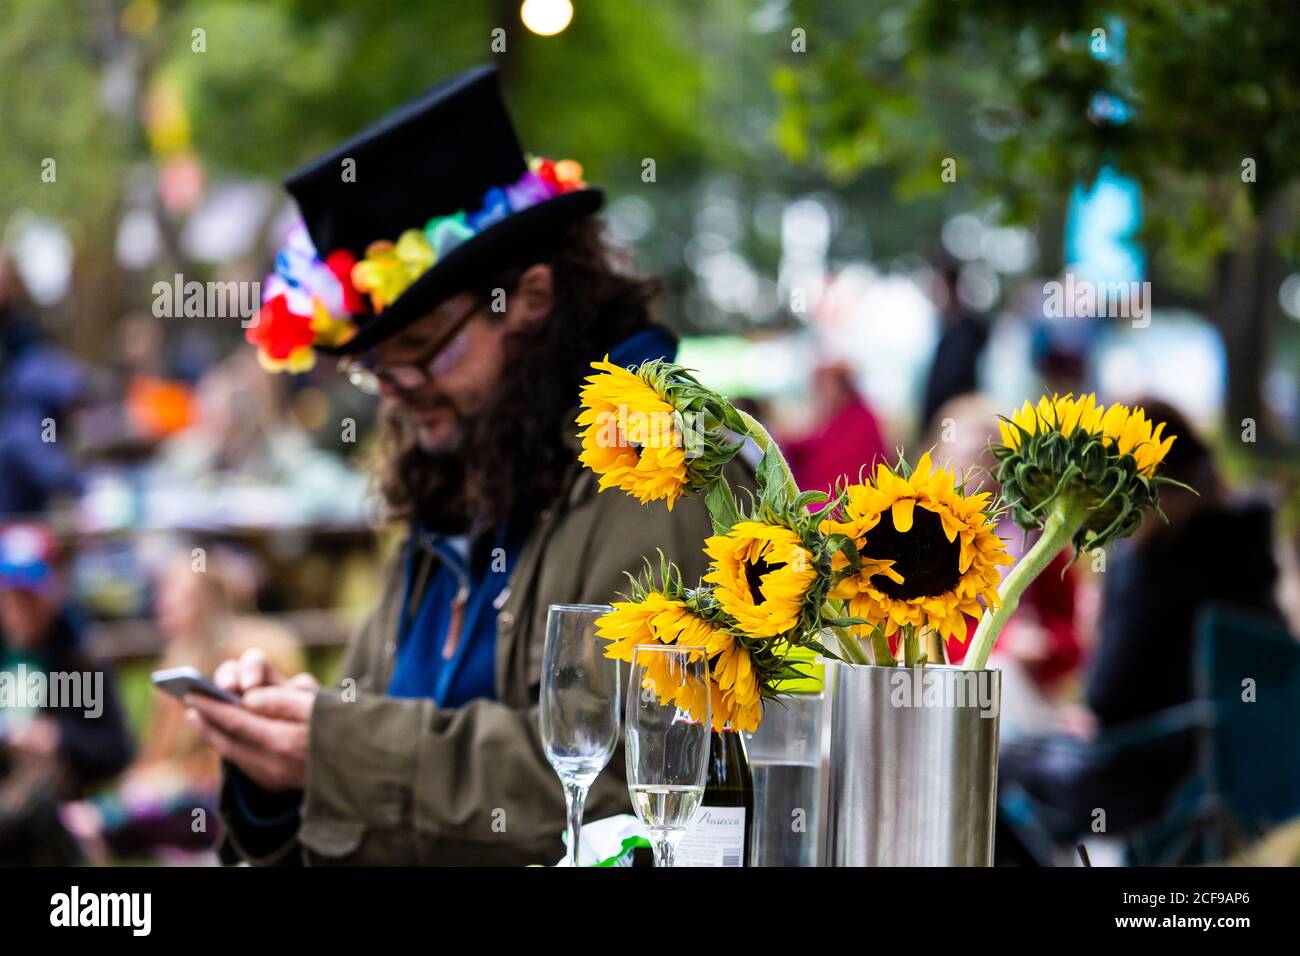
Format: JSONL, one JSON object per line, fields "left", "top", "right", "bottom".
{"left": 387, "top": 526, "right": 521, "bottom": 706}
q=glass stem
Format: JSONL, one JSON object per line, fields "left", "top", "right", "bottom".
{"left": 563, "top": 781, "right": 588, "bottom": 868}
{"left": 654, "top": 835, "right": 677, "bottom": 867}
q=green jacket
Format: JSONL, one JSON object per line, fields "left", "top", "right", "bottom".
{"left": 220, "top": 457, "right": 752, "bottom": 865}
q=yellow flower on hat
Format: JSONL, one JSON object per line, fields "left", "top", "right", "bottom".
{"left": 350, "top": 230, "right": 435, "bottom": 313}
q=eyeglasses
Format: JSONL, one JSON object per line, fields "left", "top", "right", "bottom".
{"left": 339, "top": 298, "right": 483, "bottom": 395}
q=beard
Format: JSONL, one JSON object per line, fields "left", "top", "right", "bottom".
{"left": 374, "top": 396, "right": 471, "bottom": 534}
{"left": 393, "top": 390, "right": 470, "bottom": 455}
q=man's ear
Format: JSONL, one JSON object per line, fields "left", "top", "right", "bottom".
{"left": 504, "top": 263, "right": 553, "bottom": 331}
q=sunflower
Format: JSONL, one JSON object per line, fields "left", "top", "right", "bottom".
{"left": 598, "top": 591, "right": 730, "bottom": 661}
{"left": 1099, "top": 402, "right": 1176, "bottom": 477}
{"left": 576, "top": 359, "right": 689, "bottom": 509}
{"left": 999, "top": 393, "right": 1174, "bottom": 477}
{"left": 995, "top": 393, "right": 1176, "bottom": 550}
{"left": 595, "top": 590, "right": 763, "bottom": 732}
{"left": 576, "top": 358, "right": 751, "bottom": 511}
{"left": 962, "top": 395, "right": 1184, "bottom": 670}
{"left": 819, "top": 453, "right": 1012, "bottom": 644}
{"left": 703, "top": 521, "right": 818, "bottom": 638}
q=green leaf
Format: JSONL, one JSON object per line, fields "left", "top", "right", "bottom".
{"left": 794, "top": 489, "right": 830, "bottom": 511}
{"left": 757, "top": 444, "right": 788, "bottom": 497}
{"left": 823, "top": 615, "right": 870, "bottom": 628}
{"left": 822, "top": 532, "right": 862, "bottom": 572}
{"left": 705, "top": 478, "right": 742, "bottom": 535}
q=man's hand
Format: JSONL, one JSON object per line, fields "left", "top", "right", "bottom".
{"left": 188, "top": 666, "right": 320, "bottom": 792}
{"left": 214, "top": 647, "right": 284, "bottom": 696}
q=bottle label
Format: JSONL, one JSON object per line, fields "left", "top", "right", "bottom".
{"left": 676, "top": 806, "right": 747, "bottom": 867}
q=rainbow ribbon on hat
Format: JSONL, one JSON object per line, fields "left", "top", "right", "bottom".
{"left": 246, "top": 157, "right": 586, "bottom": 373}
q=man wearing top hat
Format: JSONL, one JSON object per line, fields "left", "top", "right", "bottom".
{"left": 186, "top": 65, "right": 750, "bottom": 865}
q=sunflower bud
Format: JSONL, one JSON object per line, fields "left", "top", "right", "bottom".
{"left": 994, "top": 394, "right": 1177, "bottom": 551}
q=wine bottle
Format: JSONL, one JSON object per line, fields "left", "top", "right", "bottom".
{"left": 674, "top": 725, "right": 754, "bottom": 866}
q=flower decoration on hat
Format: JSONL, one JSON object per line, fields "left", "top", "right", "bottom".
{"left": 246, "top": 223, "right": 362, "bottom": 373}
{"left": 248, "top": 157, "right": 587, "bottom": 373}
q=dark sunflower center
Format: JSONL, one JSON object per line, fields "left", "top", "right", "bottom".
{"left": 743, "top": 555, "right": 775, "bottom": 602}
{"left": 864, "top": 505, "right": 962, "bottom": 600}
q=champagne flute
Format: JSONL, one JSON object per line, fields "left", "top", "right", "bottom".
{"left": 625, "top": 645, "right": 712, "bottom": 867}
{"left": 539, "top": 604, "right": 621, "bottom": 867}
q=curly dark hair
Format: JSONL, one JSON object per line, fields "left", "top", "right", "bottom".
{"left": 373, "top": 216, "right": 665, "bottom": 534}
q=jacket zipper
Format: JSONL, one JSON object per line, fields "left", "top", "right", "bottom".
{"left": 443, "top": 581, "right": 471, "bottom": 661}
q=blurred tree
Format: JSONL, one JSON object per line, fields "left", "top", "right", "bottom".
{"left": 773, "top": 0, "right": 1300, "bottom": 451}
{"left": 0, "top": 0, "right": 720, "bottom": 353}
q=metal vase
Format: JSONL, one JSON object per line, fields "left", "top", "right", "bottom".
{"left": 826, "top": 663, "right": 1001, "bottom": 866}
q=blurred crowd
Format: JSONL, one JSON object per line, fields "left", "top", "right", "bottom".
{"left": 1, "top": 225, "right": 1298, "bottom": 866}
{"left": 0, "top": 253, "right": 364, "bottom": 864}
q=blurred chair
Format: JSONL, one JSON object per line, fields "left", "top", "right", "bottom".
{"left": 999, "top": 604, "right": 1300, "bottom": 865}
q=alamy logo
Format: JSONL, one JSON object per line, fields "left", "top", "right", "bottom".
{"left": 49, "top": 886, "right": 151, "bottom": 936}
{"left": 152, "top": 274, "right": 260, "bottom": 326}
{"left": 1043, "top": 273, "right": 1151, "bottom": 328}
{"left": 0, "top": 666, "right": 103, "bottom": 718}
{"left": 888, "top": 669, "right": 1000, "bottom": 718}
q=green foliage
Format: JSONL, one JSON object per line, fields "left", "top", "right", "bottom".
{"left": 0, "top": 0, "right": 717, "bottom": 253}
{"left": 773, "top": 0, "right": 1300, "bottom": 283}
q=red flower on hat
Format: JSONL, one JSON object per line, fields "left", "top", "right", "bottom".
{"left": 529, "top": 156, "right": 584, "bottom": 195}
{"left": 245, "top": 293, "right": 316, "bottom": 361}
{"left": 325, "top": 249, "right": 366, "bottom": 315}
{"left": 532, "top": 157, "right": 561, "bottom": 192}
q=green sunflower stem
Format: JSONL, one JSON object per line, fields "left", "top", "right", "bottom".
{"left": 903, "top": 627, "right": 921, "bottom": 668}
{"left": 735, "top": 409, "right": 800, "bottom": 501}
{"left": 823, "top": 600, "right": 872, "bottom": 665}
{"left": 963, "top": 497, "right": 1086, "bottom": 672}
{"left": 870, "top": 629, "right": 895, "bottom": 667}
{"left": 831, "top": 625, "right": 873, "bottom": 666}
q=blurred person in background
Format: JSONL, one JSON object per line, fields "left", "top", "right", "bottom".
{"left": 924, "top": 393, "right": 1081, "bottom": 729}
{"left": 0, "top": 523, "right": 132, "bottom": 863}
{"left": 997, "top": 400, "right": 1283, "bottom": 859}
{"left": 119, "top": 313, "right": 199, "bottom": 444}
{"left": 62, "top": 550, "right": 303, "bottom": 862}
{"left": 0, "top": 340, "right": 87, "bottom": 518}
{"left": 784, "top": 362, "right": 887, "bottom": 502}
{"left": 0, "top": 253, "right": 39, "bottom": 370}
{"left": 156, "top": 351, "right": 305, "bottom": 482}
{"left": 1028, "top": 309, "right": 1094, "bottom": 399}
{"left": 151, "top": 350, "right": 370, "bottom": 525}
{"left": 186, "top": 66, "right": 747, "bottom": 865}
{"left": 0, "top": 252, "right": 88, "bottom": 518}
{"left": 921, "top": 260, "right": 989, "bottom": 434}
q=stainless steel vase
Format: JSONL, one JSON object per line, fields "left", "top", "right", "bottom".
{"left": 826, "top": 663, "right": 1001, "bottom": 866}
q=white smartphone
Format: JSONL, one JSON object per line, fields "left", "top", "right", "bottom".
{"left": 150, "top": 666, "right": 242, "bottom": 706}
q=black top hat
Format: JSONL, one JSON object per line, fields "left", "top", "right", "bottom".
{"left": 252, "top": 65, "right": 602, "bottom": 364}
